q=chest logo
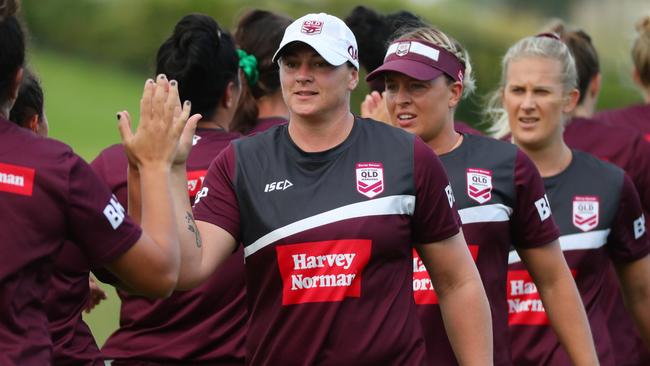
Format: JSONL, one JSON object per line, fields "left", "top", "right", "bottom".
{"left": 466, "top": 168, "right": 492, "bottom": 204}
{"left": 573, "top": 196, "right": 599, "bottom": 232}
{"left": 356, "top": 162, "right": 384, "bottom": 199}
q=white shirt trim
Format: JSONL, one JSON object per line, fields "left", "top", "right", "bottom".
{"left": 458, "top": 203, "right": 513, "bottom": 224}
{"left": 244, "top": 195, "right": 416, "bottom": 258}
{"left": 508, "top": 229, "right": 611, "bottom": 264}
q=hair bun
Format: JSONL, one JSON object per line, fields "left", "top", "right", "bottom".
{"left": 636, "top": 15, "right": 650, "bottom": 36}
{"left": 0, "top": 0, "right": 19, "bottom": 19}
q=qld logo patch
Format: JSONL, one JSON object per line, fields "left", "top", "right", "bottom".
{"left": 573, "top": 196, "right": 599, "bottom": 232}
{"left": 356, "top": 162, "right": 384, "bottom": 199}
{"left": 0, "top": 162, "right": 35, "bottom": 196}
{"left": 276, "top": 239, "right": 371, "bottom": 305}
{"left": 301, "top": 20, "right": 323, "bottom": 35}
{"left": 395, "top": 42, "right": 411, "bottom": 56}
{"left": 466, "top": 168, "right": 492, "bottom": 204}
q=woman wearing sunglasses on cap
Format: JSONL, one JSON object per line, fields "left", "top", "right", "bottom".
{"left": 364, "top": 26, "right": 597, "bottom": 366}
{"left": 488, "top": 33, "right": 650, "bottom": 365}
{"left": 128, "top": 12, "right": 492, "bottom": 366}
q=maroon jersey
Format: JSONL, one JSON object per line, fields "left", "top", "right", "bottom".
{"left": 596, "top": 104, "right": 650, "bottom": 143}
{"left": 97, "top": 128, "right": 247, "bottom": 365}
{"left": 45, "top": 242, "right": 103, "bottom": 366}
{"left": 193, "top": 118, "right": 461, "bottom": 365}
{"left": 507, "top": 150, "right": 650, "bottom": 366}
{"left": 412, "top": 134, "right": 559, "bottom": 366}
{"left": 0, "top": 118, "right": 141, "bottom": 366}
{"left": 247, "top": 117, "right": 288, "bottom": 135}
{"left": 564, "top": 116, "right": 650, "bottom": 365}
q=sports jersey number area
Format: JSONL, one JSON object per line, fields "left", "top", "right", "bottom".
{"left": 412, "top": 246, "right": 479, "bottom": 304}
{"left": 276, "top": 240, "right": 371, "bottom": 305}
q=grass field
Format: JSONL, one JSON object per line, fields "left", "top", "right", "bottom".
{"left": 30, "top": 48, "right": 148, "bottom": 346}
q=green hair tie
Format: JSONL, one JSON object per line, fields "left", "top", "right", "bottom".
{"left": 237, "top": 49, "right": 259, "bottom": 86}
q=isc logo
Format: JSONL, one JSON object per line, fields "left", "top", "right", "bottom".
{"left": 264, "top": 179, "right": 293, "bottom": 193}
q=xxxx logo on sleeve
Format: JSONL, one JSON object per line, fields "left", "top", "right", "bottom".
{"left": 276, "top": 239, "right": 371, "bottom": 305}
{"left": 506, "top": 269, "right": 576, "bottom": 325}
{"left": 0, "top": 162, "right": 35, "bottom": 196}
{"left": 573, "top": 196, "right": 599, "bottom": 232}
{"left": 186, "top": 170, "right": 207, "bottom": 201}
{"left": 466, "top": 168, "right": 492, "bottom": 204}
{"left": 412, "top": 245, "right": 478, "bottom": 304}
{"left": 356, "top": 162, "right": 384, "bottom": 199}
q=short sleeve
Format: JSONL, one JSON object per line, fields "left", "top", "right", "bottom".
{"left": 411, "top": 137, "right": 460, "bottom": 244}
{"left": 626, "top": 136, "right": 650, "bottom": 215}
{"left": 192, "top": 144, "right": 240, "bottom": 241}
{"left": 607, "top": 173, "right": 650, "bottom": 262}
{"left": 66, "top": 152, "right": 141, "bottom": 267}
{"left": 511, "top": 149, "right": 560, "bottom": 248}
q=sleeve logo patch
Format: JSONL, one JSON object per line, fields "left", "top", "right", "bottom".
{"left": 572, "top": 196, "right": 599, "bottom": 232}
{"left": 276, "top": 239, "right": 371, "bottom": 305}
{"left": 194, "top": 187, "right": 209, "bottom": 206}
{"left": 534, "top": 194, "right": 552, "bottom": 222}
{"left": 103, "top": 195, "right": 125, "bottom": 229}
{"left": 412, "top": 246, "right": 478, "bottom": 305}
{"left": 466, "top": 168, "right": 493, "bottom": 204}
{"left": 634, "top": 214, "right": 646, "bottom": 240}
{"left": 445, "top": 184, "right": 455, "bottom": 208}
{"left": 0, "top": 162, "right": 35, "bottom": 196}
{"left": 356, "top": 162, "right": 384, "bottom": 199}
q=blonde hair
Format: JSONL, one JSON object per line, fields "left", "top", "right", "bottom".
{"left": 395, "top": 26, "right": 476, "bottom": 98}
{"left": 632, "top": 14, "right": 650, "bottom": 88}
{"left": 486, "top": 35, "right": 578, "bottom": 138}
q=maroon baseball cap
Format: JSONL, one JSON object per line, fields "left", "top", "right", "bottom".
{"left": 366, "top": 39, "right": 465, "bottom": 83}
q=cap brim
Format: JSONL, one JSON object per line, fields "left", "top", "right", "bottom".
{"left": 273, "top": 39, "right": 348, "bottom": 67}
{"left": 366, "top": 59, "right": 444, "bottom": 82}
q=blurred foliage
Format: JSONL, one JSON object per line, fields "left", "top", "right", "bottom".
{"left": 20, "top": 0, "right": 643, "bottom": 131}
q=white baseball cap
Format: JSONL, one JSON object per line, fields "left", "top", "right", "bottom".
{"left": 272, "top": 13, "right": 359, "bottom": 69}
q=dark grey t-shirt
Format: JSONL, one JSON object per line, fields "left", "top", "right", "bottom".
{"left": 194, "top": 118, "right": 460, "bottom": 365}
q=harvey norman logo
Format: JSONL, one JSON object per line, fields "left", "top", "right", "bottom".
{"left": 276, "top": 239, "right": 371, "bottom": 305}
{"left": 187, "top": 170, "right": 207, "bottom": 200}
{"left": 507, "top": 269, "right": 576, "bottom": 325}
{"left": 412, "top": 246, "right": 478, "bottom": 305}
{"left": 0, "top": 162, "right": 35, "bottom": 196}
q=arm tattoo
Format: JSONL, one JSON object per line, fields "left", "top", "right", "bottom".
{"left": 185, "top": 211, "right": 202, "bottom": 248}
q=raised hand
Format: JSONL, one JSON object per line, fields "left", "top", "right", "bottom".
{"left": 361, "top": 91, "right": 391, "bottom": 125}
{"left": 117, "top": 74, "right": 200, "bottom": 170}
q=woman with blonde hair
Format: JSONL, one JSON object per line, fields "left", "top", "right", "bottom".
{"left": 366, "top": 25, "right": 596, "bottom": 365}
{"left": 489, "top": 33, "right": 650, "bottom": 365}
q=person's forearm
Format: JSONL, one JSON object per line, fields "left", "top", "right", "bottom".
{"left": 538, "top": 273, "right": 599, "bottom": 366}
{"left": 438, "top": 277, "right": 493, "bottom": 366}
{"left": 170, "top": 164, "right": 204, "bottom": 289}
{"left": 138, "top": 164, "right": 180, "bottom": 288}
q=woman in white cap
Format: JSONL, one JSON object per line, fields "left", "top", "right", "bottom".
{"left": 128, "top": 12, "right": 492, "bottom": 366}
{"left": 364, "top": 26, "right": 597, "bottom": 366}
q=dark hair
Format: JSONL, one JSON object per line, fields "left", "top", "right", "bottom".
{"left": 345, "top": 6, "right": 426, "bottom": 74}
{"left": 545, "top": 20, "right": 599, "bottom": 104}
{"left": 156, "top": 14, "right": 238, "bottom": 121}
{"left": 231, "top": 9, "right": 292, "bottom": 134}
{"left": 0, "top": 0, "right": 25, "bottom": 106}
{"left": 9, "top": 68, "right": 42, "bottom": 126}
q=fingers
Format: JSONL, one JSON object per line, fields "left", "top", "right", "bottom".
{"left": 361, "top": 94, "right": 378, "bottom": 118}
{"left": 139, "top": 79, "right": 155, "bottom": 125}
{"left": 152, "top": 74, "right": 170, "bottom": 127}
{"left": 117, "top": 110, "right": 134, "bottom": 144}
